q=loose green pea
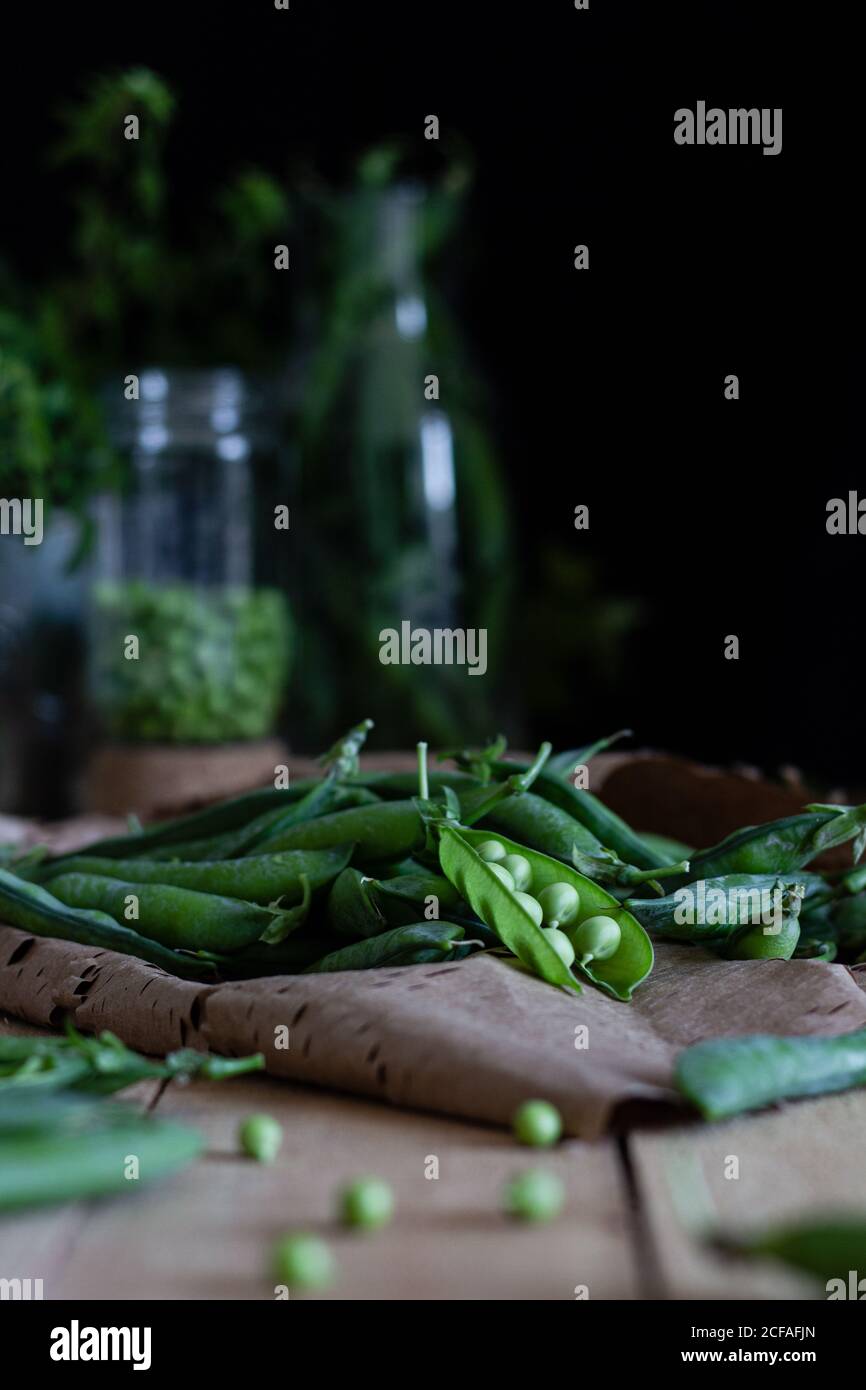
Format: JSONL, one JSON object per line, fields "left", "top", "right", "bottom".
{"left": 238, "top": 1113, "right": 283, "bottom": 1163}
{"left": 489, "top": 863, "right": 516, "bottom": 891}
{"left": 504, "top": 1169, "right": 565, "bottom": 1223}
{"left": 567, "top": 914, "right": 622, "bottom": 966}
{"left": 512, "top": 1099, "right": 563, "bottom": 1148}
{"left": 513, "top": 891, "right": 544, "bottom": 926}
{"left": 537, "top": 883, "right": 580, "bottom": 928}
{"left": 543, "top": 927, "right": 576, "bottom": 969}
{"left": 272, "top": 1233, "right": 335, "bottom": 1290}
{"left": 502, "top": 854, "right": 532, "bottom": 891}
{"left": 477, "top": 840, "right": 507, "bottom": 864}
{"left": 339, "top": 1176, "right": 395, "bottom": 1231}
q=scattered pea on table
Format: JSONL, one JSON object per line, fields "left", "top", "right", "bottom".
{"left": 272, "top": 1233, "right": 335, "bottom": 1291}
{"left": 512, "top": 1099, "right": 563, "bottom": 1148}
{"left": 338, "top": 1176, "right": 395, "bottom": 1230}
{"left": 238, "top": 1114, "right": 283, "bottom": 1163}
{"left": 504, "top": 1169, "right": 565, "bottom": 1223}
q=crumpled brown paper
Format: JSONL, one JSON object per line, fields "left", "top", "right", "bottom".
{"left": 2, "top": 925, "right": 865, "bottom": 1138}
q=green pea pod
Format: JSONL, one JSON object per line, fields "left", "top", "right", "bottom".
{"left": 372, "top": 872, "right": 469, "bottom": 921}
{"left": 624, "top": 874, "right": 811, "bottom": 942}
{"left": 442, "top": 826, "right": 654, "bottom": 1000}
{"left": 39, "top": 846, "right": 353, "bottom": 905}
{"left": 675, "top": 1027, "right": 866, "bottom": 1120}
{"left": 370, "top": 874, "right": 498, "bottom": 944}
{"left": 45, "top": 786, "right": 306, "bottom": 862}
{"left": 249, "top": 784, "right": 381, "bottom": 855}
{"left": 253, "top": 799, "right": 424, "bottom": 863}
{"left": 145, "top": 783, "right": 377, "bottom": 861}
{"left": 218, "top": 933, "right": 341, "bottom": 978}
{"left": 0, "top": 867, "right": 217, "bottom": 980}
{"left": 833, "top": 893, "right": 866, "bottom": 951}
{"left": 718, "top": 904, "right": 802, "bottom": 961}
{"left": 481, "top": 764, "right": 672, "bottom": 873}
{"left": 0, "top": 1110, "right": 204, "bottom": 1211}
{"left": 793, "top": 939, "right": 837, "bottom": 962}
{"left": 841, "top": 864, "right": 866, "bottom": 895}
{"left": 327, "top": 868, "right": 388, "bottom": 939}
{"left": 712, "top": 1218, "right": 866, "bottom": 1290}
{"left": 393, "top": 946, "right": 459, "bottom": 964}
{"left": 682, "top": 804, "right": 866, "bottom": 884}
{"left": 471, "top": 794, "right": 684, "bottom": 893}
{"left": 303, "top": 922, "right": 465, "bottom": 973}
{"left": 45, "top": 873, "right": 296, "bottom": 954}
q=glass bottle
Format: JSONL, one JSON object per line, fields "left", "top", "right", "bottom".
{"left": 295, "top": 184, "right": 509, "bottom": 745}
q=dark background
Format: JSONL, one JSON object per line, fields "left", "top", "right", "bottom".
{"left": 1, "top": 1, "right": 860, "bottom": 782}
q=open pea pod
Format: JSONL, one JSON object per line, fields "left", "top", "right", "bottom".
{"left": 440, "top": 826, "right": 654, "bottom": 1000}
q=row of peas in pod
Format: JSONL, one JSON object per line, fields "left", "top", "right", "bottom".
{"left": 475, "top": 839, "right": 621, "bottom": 973}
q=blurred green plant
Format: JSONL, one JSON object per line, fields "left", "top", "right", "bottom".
{"left": 0, "top": 68, "right": 292, "bottom": 509}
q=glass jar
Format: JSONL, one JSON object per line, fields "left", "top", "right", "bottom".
{"left": 90, "top": 369, "right": 291, "bottom": 743}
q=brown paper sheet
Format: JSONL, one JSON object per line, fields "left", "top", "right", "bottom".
{"left": 3, "top": 925, "right": 865, "bottom": 1139}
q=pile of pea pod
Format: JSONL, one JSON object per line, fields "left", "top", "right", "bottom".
{"left": 2, "top": 720, "right": 866, "bottom": 1006}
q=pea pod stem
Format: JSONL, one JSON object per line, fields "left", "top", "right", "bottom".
{"left": 570, "top": 845, "right": 690, "bottom": 895}
{"left": 417, "top": 741, "right": 429, "bottom": 801}
{"left": 458, "top": 742, "right": 553, "bottom": 826}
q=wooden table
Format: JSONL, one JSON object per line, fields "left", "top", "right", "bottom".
{"left": 2, "top": 1013, "right": 853, "bottom": 1301}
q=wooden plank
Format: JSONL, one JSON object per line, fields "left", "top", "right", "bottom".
{"left": 50, "top": 1074, "right": 641, "bottom": 1300}
{"left": 630, "top": 1091, "right": 866, "bottom": 1299}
